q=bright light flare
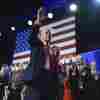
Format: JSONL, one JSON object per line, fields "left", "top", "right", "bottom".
{"left": 11, "top": 26, "right": 16, "bottom": 31}
{"left": 95, "top": 0, "right": 100, "bottom": 3}
{"left": 69, "top": 3, "right": 78, "bottom": 12}
{"left": 48, "top": 12, "right": 53, "bottom": 19}
{"left": 27, "top": 20, "right": 32, "bottom": 26}
{"left": 93, "top": 0, "right": 100, "bottom": 7}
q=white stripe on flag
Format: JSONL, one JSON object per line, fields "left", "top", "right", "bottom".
{"left": 13, "top": 57, "right": 31, "bottom": 64}
{"left": 51, "top": 39, "right": 76, "bottom": 48}
{"left": 13, "top": 50, "right": 31, "bottom": 57}
{"left": 51, "top": 24, "right": 75, "bottom": 34}
{"left": 51, "top": 31, "right": 76, "bottom": 42}
{"left": 60, "top": 47, "right": 76, "bottom": 55}
{"left": 40, "top": 16, "right": 76, "bottom": 31}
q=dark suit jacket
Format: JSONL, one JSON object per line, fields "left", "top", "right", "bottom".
{"left": 29, "top": 31, "right": 58, "bottom": 99}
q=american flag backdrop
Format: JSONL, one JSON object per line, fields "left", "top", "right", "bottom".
{"left": 13, "top": 29, "right": 32, "bottom": 64}
{"left": 40, "top": 16, "right": 77, "bottom": 58}
{"left": 13, "top": 16, "right": 77, "bottom": 64}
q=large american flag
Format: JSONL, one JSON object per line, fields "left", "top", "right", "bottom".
{"left": 40, "top": 16, "right": 77, "bottom": 58}
{"left": 13, "top": 16, "right": 77, "bottom": 64}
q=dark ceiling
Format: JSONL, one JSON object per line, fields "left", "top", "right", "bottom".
{"left": 0, "top": 16, "right": 16, "bottom": 65}
{"left": 16, "top": 0, "right": 66, "bottom": 16}
{"left": 79, "top": 0, "right": 100, "bottom": 53}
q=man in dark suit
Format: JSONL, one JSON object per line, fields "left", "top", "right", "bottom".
{"left": 28, "top": 7, "right": 58, "bottom": 100}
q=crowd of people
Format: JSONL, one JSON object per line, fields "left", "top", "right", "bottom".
{"left": 0, "top": 54, "right": 98, "bottom": 100}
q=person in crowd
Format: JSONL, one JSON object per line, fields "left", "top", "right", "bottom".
{"left": 90, "top": 61, "right": 96, "bottom": 78}
{"left": 7, "top": 81, "right": 22, "bottom": 100}
{"left": 22, "top": 81, "right": 33, "bottom": 100}
{"left": 69, "top": 60, "right": 80, "bottom": 100}
{"left": 80, "top": 62, "right": 91, "bottom": 91}
{"left": 0, "top": 81, "right": 8, "bottom": 100}
{"left": 50, "top": 46, "right": 65, "bottom": 100}
{"left": 50, "top": 45, "right": 60, "bottom": 99}
{"left": 63, "top": 58, "right": 75, "bottom": 100}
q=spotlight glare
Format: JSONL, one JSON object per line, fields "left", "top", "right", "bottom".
{"left": 93, "top": 0, "right": 100, "bottom": 7}
{"left": 11, "top": 26, "right": 15, "bottom": 31}
{"left": 27, "top": 20, "right": 32, "bottom": 26}
{"left": 96, "top": 0, "right": 100, "bottom": 3}
{"left": 48, "top": 13, "right": 53, "bottom": 19}
{"left": 69, "top": 3, "right": 78, "bottom": 12}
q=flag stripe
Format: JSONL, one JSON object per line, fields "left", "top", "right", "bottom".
{"left": 52, "top": 20, "right": 75, "bottom": 29}
{"left": 52, "top": 29, "right": 76, "bottom": 38}
{"left": 40, "top": 16, "right": 76, "bottom": 31}
{"left": 60, "top": 47, "right": 76, "bottom": 55}
{"left": 14, "top": 54, "right": 31, "bottom": 60}
{"left": 51, "top": 24, "right": 75, "bottom": 34}
{"left": 13, "top": 57, "right": 30, "bottom": 64}
{"left": 50, "top": 39, "right": 76, "bottom": 48}
{"left": 14, "top": 50, "right": 31, "bottom": 58}
{"left": 51, "top": 35, "right": 75, "bottom": 44}
{"left": 60, "top": 43, "right": 77, "bottom": 50}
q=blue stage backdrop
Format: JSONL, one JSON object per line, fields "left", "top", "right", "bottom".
{"left": 94, "top": 49, "right": 100, "bottom": 74}
{"left": 81, "top": 49, "right": 100, "bottom": 74}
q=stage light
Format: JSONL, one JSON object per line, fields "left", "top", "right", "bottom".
{"left": 11, "top": 26, "right": 16, "bottom": 31}
{"left": 95, "top": 0, "right": 100, "bottom": 3}
{"left": 93, "top": 0, "right": 100, "bottom": 7}
{"left": 27, "top": 20, "right": 32, "bottom": 26}
{"left": 69, "top": 3, "right": 78, "bottom": 12}
{"left": 48, "top": 12, "right": 53, "bottom": 19}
